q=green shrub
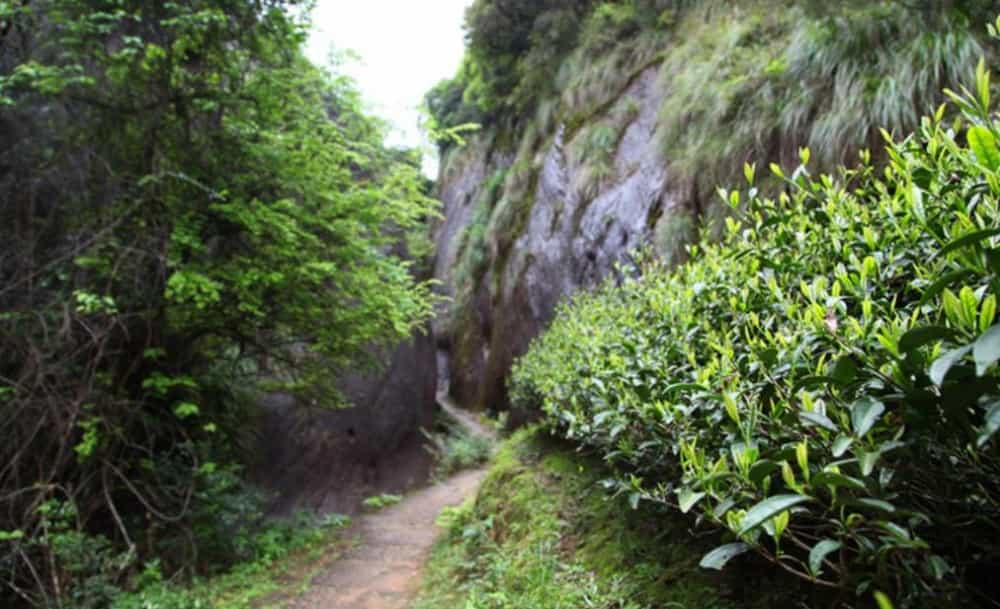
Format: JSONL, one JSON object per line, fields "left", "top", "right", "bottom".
{"left": 412, "top": 429, "right": 752, "bottom": 609}
{"left": 511, "top": 61, "right": 1000, "bottom": 607}
{"left": 110, "top": 511, "right": 349, "bottom": 609}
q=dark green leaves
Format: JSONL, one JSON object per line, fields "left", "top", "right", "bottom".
{"left": 898, "top": 326, "right": 952, "bottom": 354}
{"left": 917, "top": 270, "right": 977, "bottom": 308}
{"left": 930, "top": 346, "right": 972, "bottom": 386}
{"left": 737, "top": 495, "right": 810, "bottom": 536}
{"left": 800, "top": 411, "right": 838, "bottom": 431}
{"left": 973, "top": 324, "right": 1000, "bottom": 376}
{"left": 809, "top": 540, "right": 841, "bottom": 577}
{"left": 700, "top": 543, "right": 750, "bottom": 570}
{"left": 812, "top": 471, "right": 866, "bottom": 492}
{"left": 850, "top": 397, "right": 885, "bottom": 438}
{"left": 936, "top": 228, "right": 1000, "bottom": 259}
{"left": 978, "top": 401, "right": 1000, "bottom": 448}
{"left": 678, "top": 489, "right": 706, "bottom": 514}
{"left": 830, "top": 356, "right": 859, "bottom": 384}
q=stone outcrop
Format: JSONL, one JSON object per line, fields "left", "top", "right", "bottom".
{"left": 253, "top": 330, "right": 438, "bottom": 515}
{"left": 433, "top": 66, "right": 697, "bottom": 414}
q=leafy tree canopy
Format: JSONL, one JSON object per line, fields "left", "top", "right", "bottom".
{"left": 0, "top": 1, "right": 437, "bottom": 606}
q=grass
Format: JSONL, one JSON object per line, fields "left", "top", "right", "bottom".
{"left": 566, "top": 95, "right": 641, "bottom": 202}
{"left": 423, "top": 411, "right": 493, "bottom": 480}
{"left": 450, "top": 166, "right": 507, "bottom": 320}
{"left": 655, "top": 2, "right": 985, "bottom": 202}
{"left": 412, "top": 428, "right": 810, "bottom": 609}
{"left": 111, "top": 512, "right": 353, "bottom": 609}
{"left": 362, "top": 494, "right": 403, "bottom": 511}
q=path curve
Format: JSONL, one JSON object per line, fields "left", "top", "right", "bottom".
{"left": 287, "top": 396, "right": 491, "bottom": 609}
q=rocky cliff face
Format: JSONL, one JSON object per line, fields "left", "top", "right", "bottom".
{"left": 433, "top": 66, "right": 696, "bottom": 414}
{"left": 253, "top": 329, "right": 438, "bottom": 514}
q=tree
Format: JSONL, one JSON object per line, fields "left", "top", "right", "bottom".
{"left": 0, "top": 1, "right": 436, "bottom": 606}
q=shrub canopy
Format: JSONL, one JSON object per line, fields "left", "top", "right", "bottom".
{"left": 511, "top": 60, "right": 1000, "bottom": 607}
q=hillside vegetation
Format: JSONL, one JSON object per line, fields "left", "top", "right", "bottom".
{"left": 510, "top": 34, "right": 1000, "bottom": 609}
{"left": 0, "top": 2, "right": 435, "bottom": 607}
{"left": 414, "top": 428, "right": 818, "bottom": 609}
{"left": 426, "top": 0, "right": 998, "bottom": 414}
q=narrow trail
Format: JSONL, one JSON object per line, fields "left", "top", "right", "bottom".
{"left": 286, "top": 394, "right": 492, "bottom": 609}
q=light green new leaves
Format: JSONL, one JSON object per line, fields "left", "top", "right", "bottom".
{"left": 968, "top": 125, "right": 1000, "bottom": 171}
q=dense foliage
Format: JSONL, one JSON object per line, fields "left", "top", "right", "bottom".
{"left": 510, "top": 59, "right": 1000, "bottom": 607}
{"left": 427, "top": 1, "right": 994, "bottom": 361}
{"left": 0, "top": 1, "right": 435, "bottom": 606}
{"left": 413, "top": 429, "right": 797, "bottom": 609}
{"left": 428, "top": 0, "right": 994, "bottom": 153}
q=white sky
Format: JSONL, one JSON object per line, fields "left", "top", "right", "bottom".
{"left": 305, "top": 1, "right": 472, "bottom": 175}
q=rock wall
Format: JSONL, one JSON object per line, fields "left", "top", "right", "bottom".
{"left": 433, "top": 66, "right": 697, "bottom": 414}
{"left": 252, "top": 329, "right": 438, "bottom": 515}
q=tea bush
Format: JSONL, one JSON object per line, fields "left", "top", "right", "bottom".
{"left": 510, "top": 62, "right": 1000, "bottom": 606}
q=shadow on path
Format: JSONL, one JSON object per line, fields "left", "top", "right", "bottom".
{"left": 283, "top": 395, "right": 493, "bottom": 609}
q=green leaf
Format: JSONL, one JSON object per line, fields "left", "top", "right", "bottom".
{"left": 800, "top": 411, "right": 838, "bottom": 432}
{"left": 977, "top": 401, "right": 1000, "bottom": 448}
{"left": 748, "top": 459, "right": 780, "bottom": 484}
{"left": 664, "top": 383, "right": 709, "bottom": 395}
{"left": 737, "top": 495, "right": 810, "bottom": 536}
{"left": 917, "top": 269, "right": 976, "bottom": 307}
{"left": 173, "top": 402, "right": 200, "bottom": 419}
{"left": 830, "top": 356, "right": 858, "bottom": 385}
{"left": 936, "top": 228, "right": 1000, "bottom": 259}
{"left": 973, "top": 324, "right": 1000, "bottom": 376}
{"left": 832, "top": 436, "right": 853, "bottom": 458}
{"left": 858, "top": 451, "right": 880, "bottom": 476}
{"left": 850, "top": 397, "right": 885, "bottom": 438}
{"left": 713, "top": 498, "right": 736, "bottom": 519}
{"left": 812, "top": 471, "right": 866, "bottom": 492}
{"left": 898, "top": 326, "right": 953, "bottom": 354}
{"left": 928, "top": 555, "right": 951, "bottom": 581}
{"left": 0, "top": 530, "right": 24, "bottom": 542}
{"left": 699, "top": 542, "right": 750, "bottom": 570}
{"left": 968, "top": 125, "right": 1000, "bottom": 171}
{"left": 874, "top": 591, "right": 895, "bottom": 609}
{"left": 848, "top": 498, "right": 896, "bottom": 513}
{"left": 930, "top": 345, "right": 972, "bottom": 386}
{"left": 808, "top": 539, "right": 841, "bottom": 577}
{"left": 678, "top": 489, "right": 706, "bottom": 514}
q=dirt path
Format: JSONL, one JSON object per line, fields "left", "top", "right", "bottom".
{"left": 285, "top": 396, "right": 491, "bottom": 609}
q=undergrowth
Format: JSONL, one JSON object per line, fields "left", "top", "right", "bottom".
{"left": 424, "top": 412, "right": 493, "bottom": 480}
{"left": 656, "top": 2, "right": 988, "bottom": 201}
{"left": 110, "top": 511, "right": 351, "bottom": 609}
{"left": 510, "top": 56, "right": 1000, "bottom": 607}
{"left": 412, "top": 428, "right": 811, "bottom": 609}
{"left": 362, "top": 494, "right": 403, "bottom": 511}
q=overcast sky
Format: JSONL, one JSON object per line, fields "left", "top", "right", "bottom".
{"left": 305, "top": 1, "right": 472, "bottom": 174}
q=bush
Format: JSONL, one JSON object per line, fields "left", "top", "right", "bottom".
{"left": 510, "top": 60, "right": 1000, "bottom": 607}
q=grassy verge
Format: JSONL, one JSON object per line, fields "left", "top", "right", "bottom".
{"left": 412, "top": 428, "right": 811, "bottom": 609}
{"left": 423, "top": 411, "right": 493, "bottom": 480}
{"left": 110, "top": 512, "right": 353, "bottom": 609}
